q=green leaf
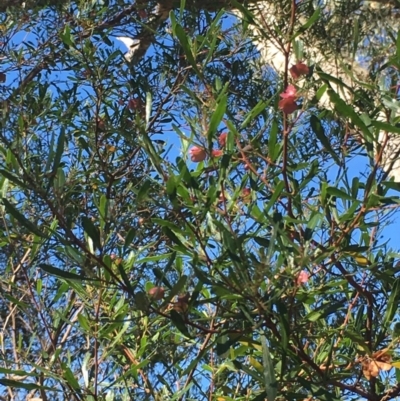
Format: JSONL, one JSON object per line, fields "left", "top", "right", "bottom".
{"left": 179, "top": 0, "right": 186, "bottom": 18}
{"left": 117, "top": 262, "right": 135, "bottom": 296}
{"left": 40, "top": 264, "right": 87, "bottom": 280}
{"left": 171, "top": 17, "right": 200, "bottom": 76}
{"left": 261, "top": 335, "right": 277, "bottom": 401}
{"left": 310, "top": 115, "right": 340, "bottom": 164}
{"left": 252, "top": 392, "right": 268, "bottom": 401}
{"left": 162, "top": 226, "right": 186, "bottom": 249}
{"left": 64, "top": 245, "right": 84, "bottom": 265}
{"left": 292, "top": 7, "right": 320, "bottom": 39}
{"left": 0, "top": 368, "right": 36, "bottom": 376}
{"left": 54, "top": 167, "right": 66, "bottom": 191}
{"left": 166, "top": 175, "right": 178, "bottom": 205}
{"left": 326, "top": 186, "right": 355, "bottom": 201}
{"left": 315, "top": 84, "right": 328, "bottom": 102}
{"left": 216, "top": 335, "right": 239, "bottom": 356}
{"left": 207, "top": 93, "right": 227, "bottom": 145}
{"left": 2, "top": 198, "right": 46, "bottom": 238}
{"left": 231, "top": 0, "right": 255, "bottom": 25}
{"left": 241, "top": 100, "right": 270, "bottom": 129}
{"left": 82, "top": 352, "right": 91, "bottom": 388}
{"left": 310, "top": 383, "right": 342, "bottom": 401}
{"left": 136, "top": 254, "right": 173, "bottom": 264}
{"left": 396, "top": 29, "right": 400, "bottom": 61}
{"left": 383, "top": 278, "right": 400, "bottom": 327}
{"left": 52, "top": 129, "right": 65, "bottom": 178}
{"left": 145, "top": 91, "right": 152, "bottom": 126}
{"left": 136, "top": 180, "right": 152, "bottom": 203}
{"left": 169, "top": 275, "right": 188, "bottom": 300}
{"left": 134, "top": 291, "right": 150, "bottom": 312}
{"left": 323, "top": 336, "right": 336, "bottom": 379}
{"left": 370, "top": 120, "right": 400, "bottom": 135}
{"left": 170, "top": 310, "right": 190, "bottom": 337}
{"left": 36, "top": 278, "right": 42, "bottom": 295}
{"left": 233, "top": 360, "right": 263, "bottom": 382}
{"left": 264, "top": 181, "right": 285, "bottom": 214}
{"left": 193, "top": 265, "right": 212, "bottom": 284}
{"left": 318, "top": 71, "right": 352, "bottom": 90}
{"left": 346, "top": 331, "right": 370, "bottom": 353}
{"left": 306, "top": 301, "right": 345, "bottom": 322}
{"left": 99, "top": 194, "right": 108, "bottom": 223}
{"left": 276, "top": 303, "right": 289, "bottom": 352}
{"left": 4, "top": 294, "right": 28, "bottom": 309}
{"left": 268, "top": 119, "right": 280, "bottom": 163}
{"left": 0, "top": 379, "right": 54, "bottom": 391}
{"left": 124, "top": 227, "right": 136, "bottom": 249}
{"left": 326, "top": 88, "right": 372, "bottom": 142}
{"left": 177, "top": 157, "right": 199, "bottom": 189}
{"left": 153, "top": 266, "right": 173, "bottom": 289}
{"left": 44, "top": 131, "right": 56, "bottom": 172}
{"left": 139, "top": 127, "right": 164, "bottom": 178}
{"left": 0, "top": 169, "right": 29, "bottom": 189}
{"left": 78, "top": 313, "right": 91, "bottom": 331}
{"left": 152, "top": 218, "right": 185, "bottom": 233}
{"left": 82, "top": 216, "right": 101, "bottom": 250}
{"left": 63, "top": 364, "right": 80, "bottom": 390}
{"left": 352, "top": 18, "right": 359, "bottom": 60}
{"left": 60, "top": 24, "right": 74, "bottom": 46}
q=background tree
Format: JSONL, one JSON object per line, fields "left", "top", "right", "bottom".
{"left": 1, "top": 1, "right": 400, "bottom": 401}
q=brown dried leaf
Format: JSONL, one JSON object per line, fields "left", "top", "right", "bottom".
{"left": 361, "top": 355, "right": 393, "bottom": 380}
{"left": 361, "top": 360, "right": 372, "bottom": 380}
{"left": 369, "top": 361, "right": 380, "bottom": 377}
{"left": 376, "top": 361, "right": 392, "bottom": 371}
{"left": 319, "top": 363, "right": 334, "bottom": 371}
{"left": 372, "top": 348, "right": 391, "bottom": 361}
{"left": 173, "top": 300, "right": 188, "bottom": 313}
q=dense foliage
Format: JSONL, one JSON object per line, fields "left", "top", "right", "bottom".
{"left": 1, "top": 1, "right": 400, "bottom": 400}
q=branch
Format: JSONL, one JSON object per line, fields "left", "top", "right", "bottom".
{"left": 123, "top": 1, "right": 174, "bottom": 64}
{"left": 0, "top": 0, "right": 64, "bottom": 12}
{"left": 0, "top": 0, "right": 261, "bottom": 14}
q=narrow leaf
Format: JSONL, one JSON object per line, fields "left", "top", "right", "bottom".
{"left": 268, "top": 119, "right": 280, "bottom": 163}
{"left": 170, "top": 310, "right": 190, "bottom": 337}
{"left": 292, "top": 8, "right": 320, "bottom": 39}
{"left": 261, "top": 335, "right": 277, "bottom": 401}
{"left": 124, "top": 228, "right": 136, "bottom": 249}
{"left": 241, "top": 100, "right": 270, "bottom": 129}
{"left": 0, "top": 169, "right": 29, "bottom": 189}
{"left": 82, "top": 216, "right": 101, "bottom": 250}
{"left": 310, "top": 115, "right": 340, "bottom": 164}
{"left": 264, "top": 181, "right": 285, "bottom": 214}
{"left": 169, "top": 275, "right": 188, "bottom": 299}
{"left": 370, "top": 120, "right": 400, "bottom": 135}
{"left": 145, "top": 91, "right": 152, "bottom": 126}
{"left": 326, "top": 186, "right": 355, "bottom": 201}
{"left": 0, "top": 379, "right": 53, "bottom": 391}
{"left": 383, "top": 278, "right": 400, "bottom": 326}
{"left": 52, "top": 129, "right": 65, "bottom": 177}
{"left": 396, "top": 29, "right": 400, "bottom": 61}
{"left": 117, "top": 262, "right": 135, "bottom": 296}
{"left": 173, "top": 23, "right": 200, "bottom": 75}
{"left": 63, "top": 365, "right": 80, "bottom": 389}
{"left": 40, "top": 264, "right": 87, "bottom": 280}
{"left": 136, "top": 180, "right": 152, "bottom": 203}
{"left": 326, "top": 88, "right": 372, "bottom": 142}
{"left": 207, "top": 94, "right": 227, "bottom": 144}
{"left": 2, "top": 198, "right": 46, "bottom": 238}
